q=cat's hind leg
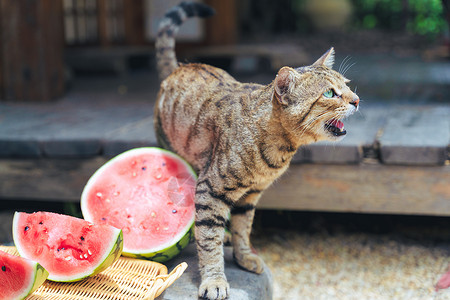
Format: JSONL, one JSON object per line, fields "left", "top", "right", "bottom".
{"left": 230, "top": 191, "right": 265, "bottom": 274}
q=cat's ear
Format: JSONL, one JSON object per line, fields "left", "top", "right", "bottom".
{"left": 274, "top": 67, "right": 296, "bottom": 106}
{"left": 312, "top": 47, "right": 335, "bottom": 69}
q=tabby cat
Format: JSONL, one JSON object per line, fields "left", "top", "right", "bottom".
{"left": 154, "top": 2, "right": 360, "bottom": 299}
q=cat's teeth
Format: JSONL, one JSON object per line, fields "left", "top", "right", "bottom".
{"left": 325, "top": 119, "right": 347, "bottom": 136}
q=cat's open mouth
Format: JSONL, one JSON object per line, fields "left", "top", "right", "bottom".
{"left": 325, "top": 119, "right": 346, "bottom": 137}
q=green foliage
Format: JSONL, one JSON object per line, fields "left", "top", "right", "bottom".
{"left": 351, "top": 0, "right": 446, "bottom": 37}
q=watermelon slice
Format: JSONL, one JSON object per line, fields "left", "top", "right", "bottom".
{"left": 81, "top": 147, "right": 196, "bottom": 262}
{"left": 0, "top": 250, "right": 48, "bottom": 300}
{"left": 13, "top": 211, "right": 123, "bottom": 282}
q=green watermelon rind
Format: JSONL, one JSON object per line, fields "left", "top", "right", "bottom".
{"left": 80, "top": 147, "right": 197, "bottom": 263}
{"left": 29, "top": 263, "right": 49, "bottom": 294}
{"left": 13, "top": 212, "right": 124, "bottom": 282}
{"left": 1, "top": 251, "right": 49, "bottom": 300}
{"left": 123, "top": 224, "right": 194, "bottom": 263}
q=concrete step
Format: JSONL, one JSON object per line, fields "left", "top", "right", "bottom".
{"left": 0, "top": 96, "right": 448, "bottom": 165}
{"left": 163, "top": 244, "right": 273, "bottom": 300}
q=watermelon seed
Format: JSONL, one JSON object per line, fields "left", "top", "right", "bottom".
{"left": 163, "top": 227, "right": 169, "bottom": 231}
{"left": 2, "top": 266, "right": 6, "bottom": 272}
{"left": 24, "top": 226, "right": 30, "bottom": 232}
{"left": 96, "top": 192, "right": 103, "bottom": 198}
{"left": 80, "top": 236, "right": 85, "bottom": 241}
{"left": 142, "top": 167, "right": 147, "bottom": 171}
{"left": 101, "top": 217, "right": 107, "bottom": 221}
{"left": 162, "top": 162, "right": 166, "bottom": 166}
{"left": 65, "top": 256, "right": 72, "bottom": 261}
{"left": 88, "top": 250, "right": 92, "bottom": 255}
{"left": 84, "top": 254, "right": 88, "bottom": 259}
{"left": 113, "top": 191, "right": 120, "bottom": 196}
{"left": 151, "top": 212, "right": 156, "bottom": 218}
{"left": 39, "top": 221, "right": 43, "bottom": 225}
{"left": 172, "top": 209, "right": 177, "bottom": 213}
{"left": 155, "top": 173, "right": 162, "bottom": 179}
{"left": 106, "top": 198, "right": 110, "bottom": 203}
{"left": 80, "top": 255, "right": 84, "bottom": 259}
{"left": 132, "top": 172, "right": 137, "bottom": 177}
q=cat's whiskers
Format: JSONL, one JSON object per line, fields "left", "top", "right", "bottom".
{"left": 342, "top": 62, "right": 356, "bottom": 77}
{"left": 339, "top": 56, "right": 351, "bottom": 74}
{"left": 296, "top": 110, "right": 337, "bottom": 137}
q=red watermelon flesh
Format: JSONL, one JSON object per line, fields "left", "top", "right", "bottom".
{"left": 0, "top": 249, "right": 48, "bottom": 300}
{"left": 81, "top": 147, "right": 196, "bottom": 256}
{"left": 13, "top": 211, "right": 123, "bottom": 282}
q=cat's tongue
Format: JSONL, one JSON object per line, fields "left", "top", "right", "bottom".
{"left": 325, "top": 119, "right": 346, "bottom": 136}
{"left": 328, "top": 119, "right": 344, "bottom": 129}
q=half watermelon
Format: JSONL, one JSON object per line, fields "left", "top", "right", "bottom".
{"left": 13, "top": 211, "right": 123, "bottom": 282}
{"left": 0, "top": 249, "right": 48, "bottom": 300}
{"left": 81, "top": 147, "right": 196, "bottom": 262}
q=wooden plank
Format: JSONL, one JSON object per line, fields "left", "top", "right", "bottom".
{"left": 259, "top": 163, "right": 450, "bottom": 216}
{"left": 97, "top": 0, "right": 109, "bottom": 47}
{"left": 0, "top": 0, "right": 64, "bottom": 102}
{"left": 0, "top": 158, "right": 107, "bottom": 202}
{"left": 204, "top": 0, "right": 237, "bottom": 45}
{"left": 123, "top": 0, "right": 145, "bottom": 45}
{"left": 1, "top": 158, "right": 449, "bottom": 217}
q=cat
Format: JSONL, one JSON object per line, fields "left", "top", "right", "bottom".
{"left": 154, "top": 2, "right": 360, "bottom": 299}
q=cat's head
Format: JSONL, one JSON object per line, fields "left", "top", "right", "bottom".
{"left": 273, "top": 48, "right": 359, "bottom": 143}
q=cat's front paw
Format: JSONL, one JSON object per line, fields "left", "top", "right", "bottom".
{"left": 199, "top": 276, "right": 230, "bottom": 300}
{"left": 234, "top": 251, "right": 265, "bottom": 274}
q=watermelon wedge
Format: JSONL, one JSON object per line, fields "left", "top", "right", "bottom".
{"left": 81, "top": 147, "right": 196, "bottom": 262}
{"left": 0, "top": 250, "right": 48, "bottom": 300}
{"left": 13, "top": 211, "right": 123, "bottom": 282}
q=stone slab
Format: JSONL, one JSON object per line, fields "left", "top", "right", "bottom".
{"left": 0, "top": 139, "right": 41, "bottom": 158}
{"left": 0, "top": 98, "right": 155, "bottom": 158}
{"left": 378, "top": 106, "right": 450, "bottom": 165}
{"left": 42, "top": 139, "right": 102, "bottom": 157}
{"left": 163, "top": 244, "right": 273, "bottom": 300}
{"left": 103, "top": 116, "right": 158, "bottom": 157}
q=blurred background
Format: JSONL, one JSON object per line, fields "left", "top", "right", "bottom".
{"left": 0, "top": 0, "right": 449, "bottom": 103}
{"left": 0, "top": 1, "right": 449, "bottom": 299}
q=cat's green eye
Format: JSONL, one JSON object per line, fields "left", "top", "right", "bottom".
{"left": 323, "top": 89, "right": 335, "bottom": 98}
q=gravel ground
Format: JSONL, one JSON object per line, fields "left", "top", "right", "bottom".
{"left": 252, "top": 212, "right": 450, "bottom": 300}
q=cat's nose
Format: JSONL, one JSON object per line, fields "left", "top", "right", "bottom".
{"left": 350, "top": 98, "right": 359, "bottom": 108}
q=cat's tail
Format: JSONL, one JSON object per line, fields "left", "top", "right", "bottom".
{"left": 156, "top": 2, "right": 215, "bottom": 81}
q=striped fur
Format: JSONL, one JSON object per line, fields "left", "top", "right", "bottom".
{"left": 154, "top": 3, "right": 360, "bottom": 299}
{"left": 156, "top": 2, "right": 214, "bottom": 81}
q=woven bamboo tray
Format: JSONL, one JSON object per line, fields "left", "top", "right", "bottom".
{"left": 0, "top": 246, "right": 187, "bottom": 300}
